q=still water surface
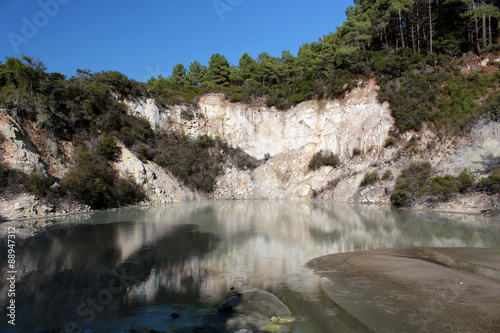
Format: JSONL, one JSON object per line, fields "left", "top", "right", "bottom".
{"left": 1, "top": 201, "right": 500, "bottom": 332}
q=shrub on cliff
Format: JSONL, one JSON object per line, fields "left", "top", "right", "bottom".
{"left": 391, "top": 162, "right": 432, "bottom": 207}
{"left": 309, "top": 150, "right": 340, "bottom": 170}
{"left": 61, "top": 147, "right": 143, "bottom": 208}
{"left": 458, "top": 169, "right": 475, "bottom": 193}
{"left": 360, "top": 172, "right": 379, "bottom": 187}
{"left": 478, "top": 168, "right": 500, "bottom": 194}
{"left": 391, "top": 164, "right": 481, "bottom": 207}
{"left": 0, "top": 161, "right": 21, "bottom": 191}
{"left": 0, "top": 162, "right": 53, "bottom": 197}
{"left": 428, "top": 175, "right": 459, "bottom": 199}
{"left": 152, "top": 133, "right": 259, "bottom": 193}
{"left": 97, "top": 135, "right": 118, "bottom": 161}
{"left": 24, "top": 169, "right": 53, "bottom": 197}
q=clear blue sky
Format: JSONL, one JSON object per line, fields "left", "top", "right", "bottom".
{"left": 0, "top": 0, "right": 353, "bottom": 82}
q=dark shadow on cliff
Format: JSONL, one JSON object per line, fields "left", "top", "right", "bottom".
{"left": 481, "top": 153, "right": 500, "bottom": 173}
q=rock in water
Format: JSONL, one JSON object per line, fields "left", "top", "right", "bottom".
{"left": 217, "top": 301, "right": 233, "bottom": 313}
{"left": 194, "top": 289, "right": 292, "bottom": 332}
{"left": 229, "top": 289, "right": 291, "bottom": 318}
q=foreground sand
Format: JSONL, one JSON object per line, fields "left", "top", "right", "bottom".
{"left": 307, "top": 247, "right": 500, "bottom": 332}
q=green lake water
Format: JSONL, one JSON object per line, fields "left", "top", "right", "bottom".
{"left": 1, "top": 201, "right": 499, "bottom": 332}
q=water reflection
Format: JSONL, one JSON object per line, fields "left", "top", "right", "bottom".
{"left": 0, "top": 201, "right": 499, "bottom": 332}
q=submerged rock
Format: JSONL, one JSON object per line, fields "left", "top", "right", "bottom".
{"left": 227, "top": 289, "right": 291, "bottom": 318}
{"left": 193, "top": 289, "right": 293, "bottom": 333}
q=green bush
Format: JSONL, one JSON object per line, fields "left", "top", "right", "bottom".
{"left": 390, "top": 162, "right": 432, "bottom": 207}
{"left": 391, "top": 188, "right": 411, "bottom": 207}
{"left": 117, "top": 115, "right": 154, "bottom": 147}
{"left": 97, "top": 135, "right": 118, "bottom": 161}
{"left": 24, "top": 169, "right": 53, "bottom": 196}
{"left": 378, "top": 69, "right": 446, "bottom": 132}
{"left": 0, "top": 160, "right": 20, "bottom": 190}
{"left": 382, "top": 170, "right": 392, "bottom": 180}
{"left": 151, "top": 133, "right": 258, "bottom": 193}
{"left": 61, "top": 147, "right": 143, "bottom": 208}
{"left": 390, "top": 164, "right": 481, "bottom": 207}
{"left": 475, "top": 90, "right": 500, "bottom": 122}
{"left": 458, "top": 169, "right": 475, "bottom": 193}
{"left": 0, "top": 162, "right": 53, "bottom": 197}
{"left": 432, "top": 73, "right": 493, "bottom": 134}
{"left": 428, "top": 175, "right": 459, "bottom": 197}
{"left": 352, "top": 148, "right": 362, "bottom": 157}
{"left": 360, "top": 172, "right": 378, "bottom": 187}
{"left": 478, "top": 168, "right": 500, "bottom": 194}
{"left": 309, "top": 150, "right": 340, "bottom": 170}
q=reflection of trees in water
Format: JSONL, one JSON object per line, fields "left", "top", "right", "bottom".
{"left": 0, "top": 222, "right": 219, "bottom": 332}
{"left": 393, "top": 208, "right": 500, "bottom": 247}
{"left": 1, "top": 201, "right": 499, "bottom": 331}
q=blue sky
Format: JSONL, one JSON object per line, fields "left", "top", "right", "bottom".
{"left": 0, "top": 0, "right": 353, "bottom": 82}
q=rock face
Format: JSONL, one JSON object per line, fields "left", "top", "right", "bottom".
{"left": 198, "top": 80, "right": 392, "bottom": 160}
{"left": 123, "top": 81, "right": 500, "bottom": 209}
{"left": 112, "top": 142, "right": 203, "bottom": 203}
{"left": 126, "top": 80, "right": 399, "bottom": 202}
{"left": 0, "top": 114, "right": 47, "bottom": 174}
{"left": 126, "top": 79, "right": 393, "bottom": 161}
{"left": 2, "top": 77, "right": 499, "bottom": 218}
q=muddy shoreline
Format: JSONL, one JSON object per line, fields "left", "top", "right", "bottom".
{"left": 307, "top": 247, "right": 500, "bottom": 332}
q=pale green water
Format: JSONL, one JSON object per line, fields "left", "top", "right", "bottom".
{"left": 0, "top": 201, "right": 499, "bottom": 332}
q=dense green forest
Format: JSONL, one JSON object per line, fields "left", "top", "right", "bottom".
{"left": 149, "top": 0, "right": 500, "bottom": 134}
{"left": 1, "top": 0, "right": 500, "bottom": 208}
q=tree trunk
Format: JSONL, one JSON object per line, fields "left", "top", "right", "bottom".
{"left": 473, "top": 0, "right": 482, "bottom": 53}
{"left": 411, "top": 24, "right": 416, "bottom": 52}
{"left": 417, "top": 4, "right": 421, "bottom": 52}
{"left": 384, "top": 26, "right": 389, "bottom": 49}
{"left": 429, "top": 0, "right": 433, "bottom": 53}
{"left": 411, "top": 5, "right": 416, "bottom": 52}
{"left": 489, "top": 14, "right": 492, "bottom": 45}
{"left": 399, "top": 9, "right": 405, "bottom": 48}
{"left": 483, "top": 13, "right": 488, "bottom": 47}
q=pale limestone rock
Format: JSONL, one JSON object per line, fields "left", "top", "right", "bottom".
{"left": 123, "top": 81, "right": 396, "bottom": 202}
{"left": 0, "top": 115, "right": 46, "bottom": 174}
{"left": 124, "top": 97, "right": 170, "bottom": 129}
{"left": 112, "top": 142, "right": 202, "bottom": 203}
{"left": 196, "top": 80, "right": 393, "bottom": 160}
{"left": 119, "top": 82, "right": 499, "bottom": 211}
{"left": 438, "top": 120, "right": 500, "bottom": 174}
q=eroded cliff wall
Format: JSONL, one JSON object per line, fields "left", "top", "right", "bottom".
{"left": 126, "top": 80, "right": 500, "bottom": 210}
{"left": 127, "top": 80, "right": 393, "bottom": 160}
{"left": 126, "top": 80, "right": 395, "bottom": 201}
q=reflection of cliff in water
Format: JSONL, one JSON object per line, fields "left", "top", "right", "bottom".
{"left": 0, "top": 220, "right": 220, "bottom": 331}
{"left": 1, "top": 201, "right": 499, "bottom": 331}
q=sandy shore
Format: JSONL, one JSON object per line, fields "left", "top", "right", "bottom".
{"left": 307, "top": 247, "right": 500, "bottom": 332}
